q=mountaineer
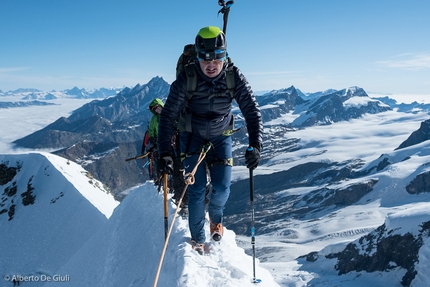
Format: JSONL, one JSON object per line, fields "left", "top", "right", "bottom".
{"left": 157, "top": 26, "right": 263, "bottom": 255}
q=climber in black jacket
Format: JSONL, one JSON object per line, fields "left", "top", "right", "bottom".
{"left": 158, "top": 26, "right": 263, "bottom": 255}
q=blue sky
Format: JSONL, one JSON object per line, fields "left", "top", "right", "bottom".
{"left": 1, "top": 0, "right": 429, "bottom": 95}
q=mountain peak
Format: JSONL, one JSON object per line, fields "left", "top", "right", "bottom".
{"left": 148, "top": 76, "right": 166, "bottom": 84}
{"left": 0, "top": 152, "right": 118, "bottom": 275}
{"left": 344, "top": 86, "right": 368, "bottom": 97}
{"left": 0, "top": 153, "right": 277, "bottom": 286}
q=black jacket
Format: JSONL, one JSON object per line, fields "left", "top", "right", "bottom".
{"left": 158, "top": 61, "right": 263, "bottom": 156}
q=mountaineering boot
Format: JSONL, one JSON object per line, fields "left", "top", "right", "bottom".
{"left": 191, "top": 240, "right": 204, "bottom": 255}
{"left": 210, "top": 221, "right": 224, "bottom": 242}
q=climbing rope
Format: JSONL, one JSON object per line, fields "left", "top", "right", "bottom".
{"left": 152, "top": 144, "right": 212, "bottom": 287}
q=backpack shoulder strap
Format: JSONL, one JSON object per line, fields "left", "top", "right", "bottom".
{"left": 184, "top": 63, "right": 198, "bottom": 100}
{"left": 225, "top": 59, "right": 235, "bottom": 98}
{"left": 185, "top": 59, "right": 235, "bottom": 100}
{"left": 178, "top": 63, "right": 197, "bottom": 133}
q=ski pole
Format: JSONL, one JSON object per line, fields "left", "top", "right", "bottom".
{"left": 163, "top": 173, "right": 168, "bottom": 240}
{"left": 248, "top": 156, "right": 261, "bottom": 284}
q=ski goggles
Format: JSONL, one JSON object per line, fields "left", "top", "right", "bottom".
{"left": 197, "top": 49, "right": 226, "bottom": 62}
{"left": 150, "top": 104, "right": 162, "bottom": 112}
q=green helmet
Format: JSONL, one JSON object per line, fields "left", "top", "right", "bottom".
{"left": 149, "top": 98, "right": 164, "bottom": 113}
{"left": 195, "top": 26, "right": 227, "bottom": 61}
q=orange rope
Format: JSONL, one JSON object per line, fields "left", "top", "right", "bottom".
{"left": 152, "top": 144, "right": 211, "bottom": 287}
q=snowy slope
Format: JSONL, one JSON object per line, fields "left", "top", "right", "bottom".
{"left": 0, "top": 152, "right": 118, "bottom": 281}
{"left": 3, "top": 149, "right": 430, "bottom": 286}
{"left": 293, "top": 202, "right": 430, "bottom": 287}
{"left": 52, "top": 183, "right": 278, "bottom": 287}
{"left": 1, "top": 153, "right": 278, "bottom": 287}
{"left": 230, "top": 109, "right": 430, "bottom": 286}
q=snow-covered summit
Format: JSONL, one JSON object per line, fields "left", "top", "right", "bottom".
{"left": 0, "top": 152, "right": 278, "bottom": 286}
{"left": 0, "top": 152, "right": 118, "bottom": 281}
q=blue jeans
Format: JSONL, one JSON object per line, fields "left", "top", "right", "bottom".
{"left": 180, "top": 133, "right": 232, "bottom": 243}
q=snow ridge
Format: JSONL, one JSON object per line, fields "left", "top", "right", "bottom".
{"left": 53, "top": 183, "right": 278, "bottom": 287}
{"left": 0, "top": 153, "right": 278, "bottom": 287}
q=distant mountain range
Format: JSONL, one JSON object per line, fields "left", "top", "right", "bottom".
{"left": 0, "top": 86, "right": 124, "bottom": 100}
{"left": 11, "top": 77, "right": 430, "bottom": 196}
{"left": 0, "top": 100, "right": 57, "bottom": 108}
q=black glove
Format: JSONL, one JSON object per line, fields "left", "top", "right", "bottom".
{"left": 158, "top": 155, "right": 174, "bottom": 175}
{"left": 245, "top": 144, "right": 261, "bottom": 170}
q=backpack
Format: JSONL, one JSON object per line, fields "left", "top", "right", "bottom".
{"left": 176, "top": 44, "right": 197, "bottom": 78}
{"left": 176, "top": 43, "right": 236, "bottom": 134}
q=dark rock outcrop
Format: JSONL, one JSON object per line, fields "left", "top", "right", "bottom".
{"left": 406, "top": 170, "right": 430, "bottom": 194}
{"left": 323, "top": 220, "right": 430, "bottom": 286}
{"left": 396, "top": 119, "right": 430, "bottom": 150}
